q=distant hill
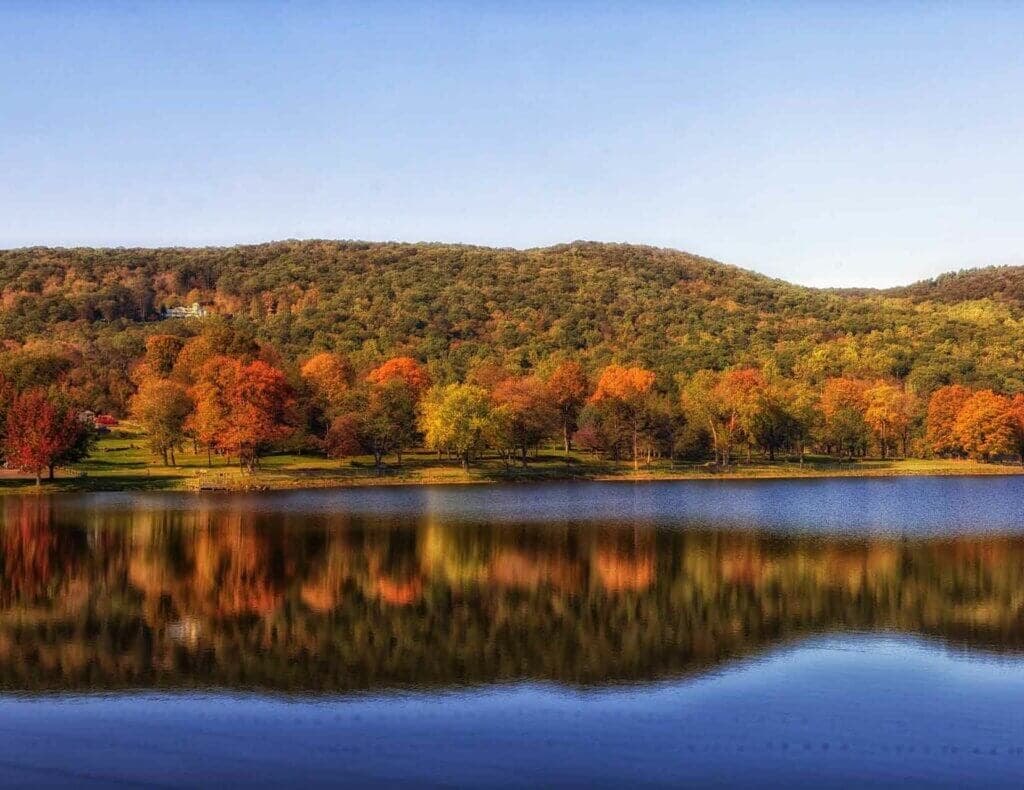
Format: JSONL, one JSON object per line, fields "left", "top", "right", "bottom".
{"left": 1, "top": 240, "right": 1022, "bottom": 398}
{"left": 885, "top": 265, "right": 1024, "bottom": 307}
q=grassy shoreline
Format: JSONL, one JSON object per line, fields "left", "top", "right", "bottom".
{"left": 1, "top": 425, "right": 1022, "bottom": 495}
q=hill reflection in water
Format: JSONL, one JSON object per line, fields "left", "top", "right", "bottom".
{"left": 1, "top": 493, "right": 1023, "bottom": 694}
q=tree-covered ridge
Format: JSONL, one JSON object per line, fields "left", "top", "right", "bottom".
{"left": 885, "top": 265, "right": 1024, "bottom": 307}
{"left": 3, "top": 240, "right": 1024, "bottom": 396}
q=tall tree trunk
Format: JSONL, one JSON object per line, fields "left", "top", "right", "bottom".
{"left": 48, "top": 464, "right": 55, "bottom": 481}
{"left": 708, "top": 420, "right": 720, "bottom": 468}
{"left": 563, "top": 422, "right": 571, "bottom": 454}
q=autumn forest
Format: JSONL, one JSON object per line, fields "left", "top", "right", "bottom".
{"left": 2, "top": 240, "right": 1024, "bottom": 484}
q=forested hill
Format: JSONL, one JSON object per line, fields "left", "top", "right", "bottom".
{"left": 884, "top": 265, "right": 1024, "bottom": 307}
{"left": 2, "top": 240, "right": 1024, "bottom": 403}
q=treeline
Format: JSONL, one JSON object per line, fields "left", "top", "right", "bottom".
{"left": 1, "top": 324, "right": 1017, "bottom": 481}
{"left": 5, "top": 319, "right": 1024, "bottom": 479}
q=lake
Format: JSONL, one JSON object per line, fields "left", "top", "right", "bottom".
{"left": 2, "top": 477, "right": 1024, "bottom": 786}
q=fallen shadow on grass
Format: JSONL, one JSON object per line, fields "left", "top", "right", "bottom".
{"left": 0, "top": 474, "right": 189, "bottom": 493}
{"left": 242, "top": 456, "right": 910, "bottom": 486}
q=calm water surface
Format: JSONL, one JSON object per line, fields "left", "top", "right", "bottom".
{"left": 3, "top": 477, "right": 1024, "bottom": 786}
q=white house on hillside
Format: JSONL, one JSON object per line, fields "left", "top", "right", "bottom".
{"left": 162, "top": 302, "right": 209, "bottom": 319}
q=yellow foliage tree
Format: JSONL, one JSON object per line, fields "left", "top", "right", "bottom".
{"left": 418, "top": 384, "right": 492, "bottom": 469}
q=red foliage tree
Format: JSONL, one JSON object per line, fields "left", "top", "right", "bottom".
{"left": 323, "top": 414, "right": 363, "bottom": 459}
{"left": 3, "top": 390, "right": 81, "bottom": 485}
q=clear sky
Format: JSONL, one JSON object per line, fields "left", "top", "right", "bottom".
{"left": 2, "top": 2, "right": 1023, "bottom": 287}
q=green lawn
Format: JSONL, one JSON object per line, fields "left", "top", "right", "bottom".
{"left": 1, "top": 423, "right": 1021, "bottom": 494}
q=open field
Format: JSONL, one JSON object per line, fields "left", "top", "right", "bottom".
{"left": 0, "top": 424, "right": 1022, "bottom": 495}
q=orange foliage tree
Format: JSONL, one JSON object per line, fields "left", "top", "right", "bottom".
{"left": 185, "top": 364, "right": 227, "bottom": 465}
{"left": 954, "top": 390, "right": 1015, "bottom": 460}
{"left": 590, "top": 364, "right": 656, "bottom": 470}
{"left": 300, "top": 352, "right": 354, "bottom": 413}
{"left": 1010, "top": 394, "right": 1024, "bottom": 463}
{"left": 925, "top": 384, "right": 973, "bottom": 457}
{"left": 546, "top": 361, "right": 590, "bottom": 453}
{"left": 366, "top": 357, "right": 431, "bottom": 399}
{"left": 188, "top": 358, "right": 296, "bottom": 471}
{"left": 170, "top": 335, "right": 218, "bottom": 384}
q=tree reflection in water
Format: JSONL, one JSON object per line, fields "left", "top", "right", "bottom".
{"left": 0, "top": 494, "right": 1022, "bottom": 693}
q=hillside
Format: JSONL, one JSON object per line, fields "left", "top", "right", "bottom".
{"left": 1, "top": 241, "right": 1023, "bottom": 411}
{"left": 885, "top": 265, "right": 1024, "bottom": 307}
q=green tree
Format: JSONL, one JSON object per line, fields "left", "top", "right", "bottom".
{"left": 361, "top": 379, "right": 419, "bottom": 472}
{"left": 130, "top": 377, "right": 195, "bottom": 466}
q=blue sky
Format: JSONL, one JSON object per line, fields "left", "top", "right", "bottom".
{"left": 2, "top": 1, "right": 1023, "bottom": 287}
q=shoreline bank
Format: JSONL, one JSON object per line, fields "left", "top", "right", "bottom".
{"left": 4, "top": 455, "right": 1024, "bottom": 495}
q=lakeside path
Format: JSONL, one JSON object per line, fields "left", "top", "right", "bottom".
{"left": 1, "top": 426, "right": 1023, "bottom": 494}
